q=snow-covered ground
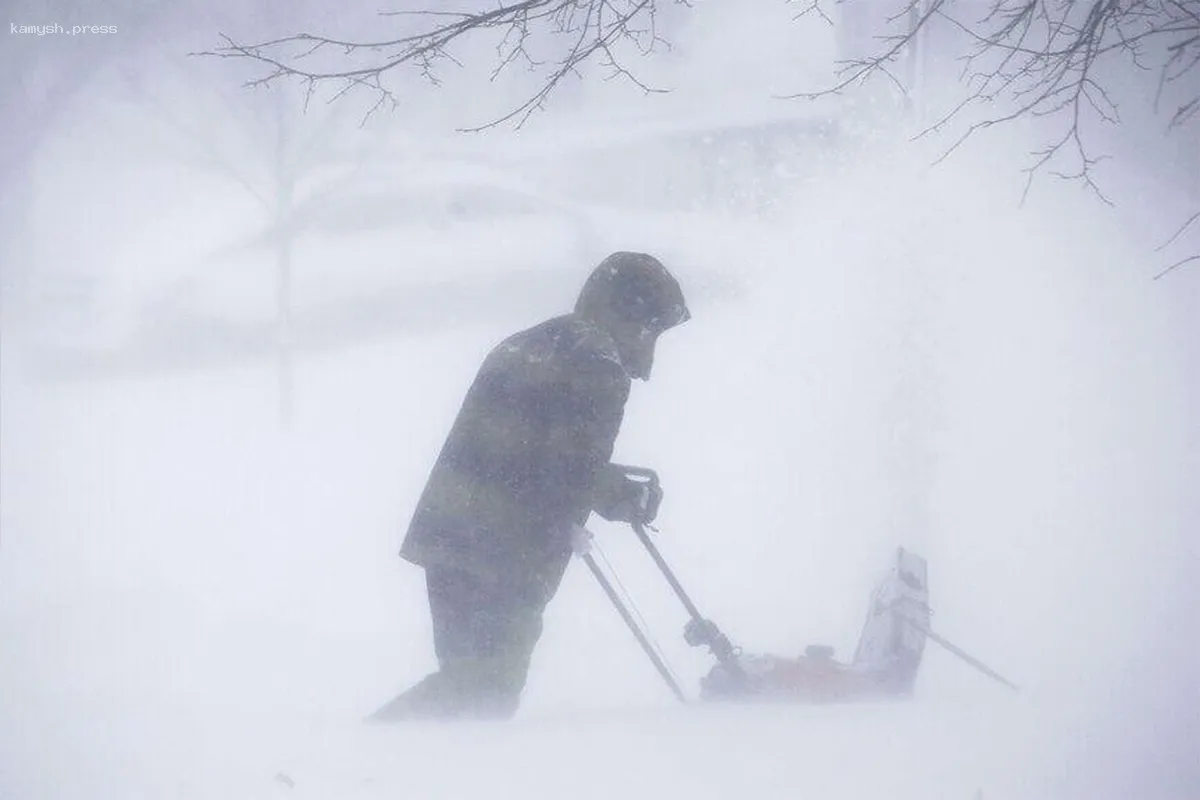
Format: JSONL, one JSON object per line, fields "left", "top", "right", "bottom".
{"left": 3, "top": 120, "right": 1198, "bottom": 800}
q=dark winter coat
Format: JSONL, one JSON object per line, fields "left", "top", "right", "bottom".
{"left": 400, "top": 313, "right": 631, "bottom": 590}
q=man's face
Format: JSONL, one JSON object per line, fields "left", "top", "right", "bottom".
{"left": 612, "top": 321, "right": 661, "bottom": 381}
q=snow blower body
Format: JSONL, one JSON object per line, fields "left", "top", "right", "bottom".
{"left": 583, "top": 466, "right": 1015, "bottom": 704}
{"left": 696, "top": 546, "right": 931, "bottom": 703}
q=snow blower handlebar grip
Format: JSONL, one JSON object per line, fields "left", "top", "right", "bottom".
{"left": 614, "top": 465, "right": 659, "bottom": 481}
{"left": 607, "top": 465, "right": 662, "bottom": 525}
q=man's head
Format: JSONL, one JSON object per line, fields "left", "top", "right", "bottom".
{"left": 575, "top": 252, "right": 690, "bottom": 380}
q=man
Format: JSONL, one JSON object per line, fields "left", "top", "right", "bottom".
{"left": 372, "top": 252, "right": 690, "bottom": 721}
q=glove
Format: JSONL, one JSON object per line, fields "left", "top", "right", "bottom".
{"left": 591, "top": 464, "right": 663, "bottom": 524}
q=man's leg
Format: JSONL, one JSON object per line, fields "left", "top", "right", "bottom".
{"left": 428, "top": 567, "right": 548, "bottom": 719}
{"left": 370, "top": 565, "right": 550, "bottom": 721}
{"left": 365, "top": 567, "right": 487, "bottom": 721}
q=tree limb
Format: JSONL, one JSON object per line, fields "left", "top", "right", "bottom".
{"left": 199, "top": 1, "right": 676, "bottom": 130}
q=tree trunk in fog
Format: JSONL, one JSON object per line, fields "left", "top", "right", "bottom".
{"left": 0, "top": 47, "right": 96, "bottom": 306}
{"left": 904, "top": 0, "right": 934, "bottom": 127}
{"left": 273, "top": 91, "right": 295, "bottom": 429}
{"left": 275, "top": 204, "right": 295, "bottom": 429}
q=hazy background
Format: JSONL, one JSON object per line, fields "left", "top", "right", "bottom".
{"left": 1, "top": 1, "right": 1197, "bottom": 798}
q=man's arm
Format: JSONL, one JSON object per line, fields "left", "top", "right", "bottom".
{"left": 535, "top": 354, "right": 631, "bottom": 525}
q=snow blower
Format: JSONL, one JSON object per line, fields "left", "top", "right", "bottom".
{"left": 578, "top": 466, "right": 1018, "bottom": 703}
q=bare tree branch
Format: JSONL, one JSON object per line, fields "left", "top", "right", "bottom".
{"left": 798, "top": 0, "right": 1199, "bottom": 275}
{"left": 1152, "top": 252, "right": 1200, "bottom": 278}
{"left": 1156, "top": 208, "right": 1200, "bottom": 250}
{"left": 789, "top": 0, "right": 835, "bottom": 26}
{"left": 198, "top": 1, "right": 677, "bottom": 131}
{"left": 779, "top": 0, "right": 947, "bottom": 100}
{"left": 195, "top": 0, "right": 1199, "bottom": 275}
{"left": 800, "top": 0, "right": 1199, "bottom": 206}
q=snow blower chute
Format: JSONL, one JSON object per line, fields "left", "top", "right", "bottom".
{"left": 577, "top": 466, "right": 1018, "bottom": 703}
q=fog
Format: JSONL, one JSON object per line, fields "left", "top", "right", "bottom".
{"left": 1, "top": 2, "right": 1197, "bottom": 799}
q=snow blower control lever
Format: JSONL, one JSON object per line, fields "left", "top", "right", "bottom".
{"left": 631, "top": 518, "right": 742, "bottom": 671}
{"left": 616, "top": 466, "right": 744, "bottom": 675}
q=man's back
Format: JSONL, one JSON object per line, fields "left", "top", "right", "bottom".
{"left": 401, "top": 313, "right": 632, "bottom": 585}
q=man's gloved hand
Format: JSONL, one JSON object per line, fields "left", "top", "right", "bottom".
{"left": 591, "top": 464, "right": 663, "bottom": 524}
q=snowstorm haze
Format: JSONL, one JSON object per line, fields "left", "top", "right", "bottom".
{"left": 1, "top": 1, "right": 1197, "bottom": 798}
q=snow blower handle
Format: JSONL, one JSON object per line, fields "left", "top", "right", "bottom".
{"left": 609, "top": 466, "right": 744, "bottom": 675}
{"left": 608, "top": 464, "right": 663, "bottom": 525}
{"left": 627, "top": 519, "right": 743, "bottom": 673}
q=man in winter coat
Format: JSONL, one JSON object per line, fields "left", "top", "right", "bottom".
{"left": 372, "top": 251, "right": 690, "bottom": 720}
